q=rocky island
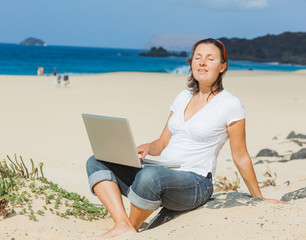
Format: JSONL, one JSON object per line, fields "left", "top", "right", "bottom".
{"left": 19, "top": 37, "right": 47, "bottom": 46}
{"left": 139, "top": 47, "right": 187, "bottom": 57}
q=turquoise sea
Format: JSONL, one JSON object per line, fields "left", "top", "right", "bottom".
{"left": 0, "top": 43, "right": 305, "bottom": 75}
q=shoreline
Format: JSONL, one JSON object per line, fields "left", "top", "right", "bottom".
{"left": 1, "top": 66, "right": 306, "bottom": 77}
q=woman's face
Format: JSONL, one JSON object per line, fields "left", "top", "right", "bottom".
{"left": 191, "top": 43, "right": 226, "bottom": 88}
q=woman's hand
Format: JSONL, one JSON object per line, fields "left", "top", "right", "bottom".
{"left": 261, "top": 197, "right": 288, "bottom": 204}
{"left": 135, "top": 112, "right": 173, "bottom": 162}
{"left": 136, "top": 144, "right": 150, "bottom": 161}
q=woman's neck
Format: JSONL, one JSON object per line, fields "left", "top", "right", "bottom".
{"left": 198, "top": 85, "right": 218, "bottom": 95}
{"left": 195, "top": 85, "right": 219, "bottom": 102}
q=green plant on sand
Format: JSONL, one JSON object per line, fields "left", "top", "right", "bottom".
{"left": 0, "top": 154, "right": 107, "bottom": 221}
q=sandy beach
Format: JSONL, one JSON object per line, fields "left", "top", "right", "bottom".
{"left": 0, "top": 70, "right": 306, "bottom": 240}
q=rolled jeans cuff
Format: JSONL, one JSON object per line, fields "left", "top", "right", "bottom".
{"left": 127, "top": 187, "right": 161, "bottom": 211}
{"left": 88, "top": 170, "right": 118, "bottom": 195}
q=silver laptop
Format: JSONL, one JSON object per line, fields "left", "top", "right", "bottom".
{"left": 82, "top": 113, "right": 180, "bottom": 168}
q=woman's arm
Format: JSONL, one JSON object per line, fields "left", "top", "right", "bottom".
{"left": 228, "top": 119, "right": 284, "bottom": 203}
{"left": 137, "top": 112, "right": 173, "bottom": 160}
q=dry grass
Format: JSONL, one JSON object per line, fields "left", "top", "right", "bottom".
{"left": 0, "top": 198, "right": 8, "bottom": 218}
{"left": 259, "top": 166, "right": 277, "bottom": 188}
{"left": 214, "top": 172, "right": 240, "bottom": 192}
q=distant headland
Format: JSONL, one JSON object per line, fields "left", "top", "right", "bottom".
{"left": 219, "top": 32, "right": 306, "bottom": 65}
{"left": 145, "top": 32, "right": 306, "bottom": 65}
{"left": 19, "top": 37, "right": 47, "bottom": 46}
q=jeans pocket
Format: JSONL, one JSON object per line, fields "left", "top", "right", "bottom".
{"left": 193, "top": 179, "right": 213, "bottom": 208}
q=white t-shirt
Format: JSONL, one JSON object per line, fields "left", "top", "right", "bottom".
{"left": 159, "top": 89, "right": 245, "bottom": 182}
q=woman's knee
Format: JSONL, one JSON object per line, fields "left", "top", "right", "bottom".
{"left": 86, "top": 155, "right": 109, "bottom": 176}
{"left": 86, "top": 154, "right": 95, "bottom": 166}
{"left": 136, "top": 167, "right": 162, "bottom": 185}
{"left": 86, "top": 155, "right": 96, "bottom": 171}
{"left": 131, "top": 167, "right": 163, "bottom": 198}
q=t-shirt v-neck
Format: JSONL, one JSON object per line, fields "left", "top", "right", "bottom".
{"left": 183, "top": 91, "right": 223, "bottom": 123}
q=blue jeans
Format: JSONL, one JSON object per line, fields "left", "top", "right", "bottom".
{"left": 86, "top": 155, "right": 213, "bottom": 211}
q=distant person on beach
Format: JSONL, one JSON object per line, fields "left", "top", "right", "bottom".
{"left": 56, "top": 75, "right": 62, "bottom": 87}
{"left": 63, "top": 73, "right": 69, "bottom": 87}
{"left": 37, "top": 66, "right": 44, "bottom": 76}
{"left": 86, "top": 38, "right": 285, "bottom": 238}
{"left": 53, "top": 67, "right": 57, "bottom": 76}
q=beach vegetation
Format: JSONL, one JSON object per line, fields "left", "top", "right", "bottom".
{"left": 0, "top": 154, "right": 108, "bottom": 221}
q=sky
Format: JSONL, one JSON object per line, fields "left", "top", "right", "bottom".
{"left": 0, "top": 0, "right": 305, "bottom": 49}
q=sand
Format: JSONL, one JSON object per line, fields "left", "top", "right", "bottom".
{"left": 0, "top": 70, "right": 305, "bottom": 240}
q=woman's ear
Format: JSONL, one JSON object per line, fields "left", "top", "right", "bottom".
{"left": 220, "top": 62, "right": 227, "bottom": 73}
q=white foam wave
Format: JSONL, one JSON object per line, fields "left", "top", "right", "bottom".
{"left": 171, "top": 65, "right": 190, "bottom": 74}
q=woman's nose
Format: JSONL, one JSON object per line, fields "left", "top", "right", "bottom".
{"left": 199, "top": 59, "right": 206, "bottom": 66}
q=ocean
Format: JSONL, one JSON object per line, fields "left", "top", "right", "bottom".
{"left": 0, "top": 43, "right": 305, "bottom": 75}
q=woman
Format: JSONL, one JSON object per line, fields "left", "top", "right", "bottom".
{"left": 86, "top": 38, "right": 283, "bottom": 238}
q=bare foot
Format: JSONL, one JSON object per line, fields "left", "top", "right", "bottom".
{"left": 95, "top": 222, "right": 136, "bottom": 239}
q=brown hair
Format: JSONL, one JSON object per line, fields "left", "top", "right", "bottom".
{"left": 186, "top": 38, "right": 228, "bottom": 98}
